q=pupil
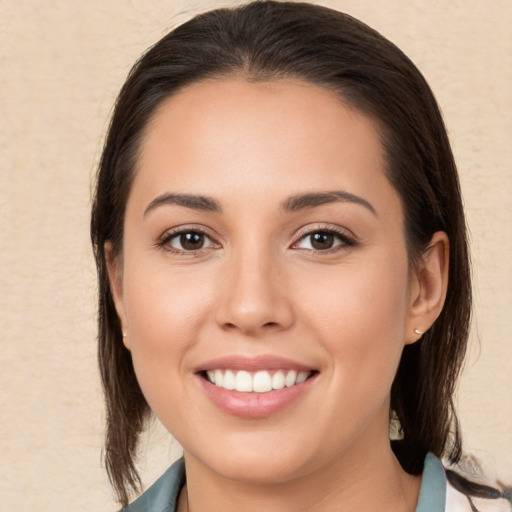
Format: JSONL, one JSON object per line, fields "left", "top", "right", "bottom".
{"left": 311, "top": 232, "right": 333, "bottom": 250}
{"left": 180, "top": 232, "right": 204, "bottom": 250}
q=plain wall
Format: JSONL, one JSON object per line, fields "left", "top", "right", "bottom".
{"left": 1, "top": 1, "right": 510, "bottom": 510}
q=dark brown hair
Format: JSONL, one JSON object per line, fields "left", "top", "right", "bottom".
{"left": 91, "top": 1, "right": 471, "bottom": 505}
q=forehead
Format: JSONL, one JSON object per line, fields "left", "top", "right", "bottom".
{"left": 141, "top": 78, "right": 380, "bottom": 162}
{"left": 131, "top": 78, "right": 398, "bottom": 220}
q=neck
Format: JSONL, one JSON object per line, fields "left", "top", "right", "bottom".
{"left": 180, "top": 438, "right": 421, "bottom": 512}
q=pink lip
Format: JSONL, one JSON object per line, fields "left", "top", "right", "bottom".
{"left": 195, "top": 355, "right": 318, "bottom": 419}
{"left": 195, "top": 354, "right": 315, "bottom": 373}
{"left": 198, "top": 377, "right": 316, "bottom": 419}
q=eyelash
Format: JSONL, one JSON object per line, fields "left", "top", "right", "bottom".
{"left": 157, "top": 226, "right": 220, "bottom": 255}
{"left": 156, "top": 225, "right": 357, "bottom": 255}
{"left": 292, "top": 226, "right": 357, "bottom": 254}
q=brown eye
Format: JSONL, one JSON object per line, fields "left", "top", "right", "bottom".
{"left": 179, "top": 232, "right": 205, "bottom": 250}
{"left": 293, "top": 228, "right": 355, "bottom": 252}
{"left": 163, "top": 230, "right": 217, "bottom": 252}
{"left": 310, "top": 232, "right": 335, "bottom": 250}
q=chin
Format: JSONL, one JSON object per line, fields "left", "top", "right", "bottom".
{"left": 183, "top": 431, "right": 323, "bottom": 485}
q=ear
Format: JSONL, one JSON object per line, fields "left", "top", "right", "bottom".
{"left": 405, "top": 231, "right": 449, "bottom": 344}
{"left": 105, "top": 242, "right": 130, "bottom": 350}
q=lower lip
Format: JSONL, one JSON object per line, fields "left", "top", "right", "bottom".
{"left": 197, "top": 374, "right": 316, "bottom": 419}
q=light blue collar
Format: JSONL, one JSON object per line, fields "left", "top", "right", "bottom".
{"left": 415, "top": 453, "right": 446, "bottom": 512}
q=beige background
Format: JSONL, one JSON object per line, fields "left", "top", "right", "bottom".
{"left": 1, "top": 1, "right": 510, "bottom": 510}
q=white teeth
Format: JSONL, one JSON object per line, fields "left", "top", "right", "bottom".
{"left": 223, "top": 369, "right": 236, "bottom": 390}
{"left": 214, "top": 369, "right": 224, "bottom": 387}
{"left": 296, "top": 371, "right": 309, "bottom": 384}
{"left": 253, "top": 371, "right": 272, "bottom": 393}
{"left": 206, "top": 369, "right": 312, "bottom": 392}
{"left": 235, "top": 370, "right": 252, "bottom": 392}
{"left": 271, "top": 370, "right": 285, "bottom": 390}
{"left": 285, "top": 370, "right": 297, "bottom": 387}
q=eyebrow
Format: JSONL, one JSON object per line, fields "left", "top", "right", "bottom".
{"left": 143, "top": 192, "right": 222, "bottom": 217}
{"left": 280, "top": 190, "right": 377, "bottom": 216}
{"left": 143, "top": 189, "right": 376, "bottom": 218}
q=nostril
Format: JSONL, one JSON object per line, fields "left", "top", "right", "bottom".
{"left": 222, "top": 320, "right": 279, "bottom": 332}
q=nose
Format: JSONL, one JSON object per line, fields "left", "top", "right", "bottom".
{"left": 214, "top": 246, "right": 294, "bottom": 336}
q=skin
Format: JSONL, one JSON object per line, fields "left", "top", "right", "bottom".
{"left": 107, "top": 79, "right": 449, "bottom": 512}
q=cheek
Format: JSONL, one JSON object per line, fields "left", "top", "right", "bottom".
{"left": 125, "top": 256, "right": 211, "bottom": 331}
{"left": 302, "top": 256, "right": 409, "bottom": 327}
{"left": 297, "top": 258, "right": 410, "bottom": 392}
{"left": 121, "top": 259, "right": 215, "bottom": 390}
{"left": 121, "top": 261, "right": 221, "bottom": 434}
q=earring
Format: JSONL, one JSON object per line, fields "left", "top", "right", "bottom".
{"left": 122, "top": 332, "right": 131, "bottom": 351}
{"left": 414, "top": 328, "right": 424, "bottom": 336}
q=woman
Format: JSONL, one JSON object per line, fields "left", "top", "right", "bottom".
{"left": 90, "top": 1, "right": 510, "bottom": 511}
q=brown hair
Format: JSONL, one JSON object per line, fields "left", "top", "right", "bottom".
{"left": 91, "top": 1, "right": 471, "bottom": 505}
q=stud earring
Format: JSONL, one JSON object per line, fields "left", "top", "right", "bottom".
{"left": 414, "top": 328, "right": 424, "bottom": 336}
{"left": 122, "top": 332, "right": 131, "bottom": 350}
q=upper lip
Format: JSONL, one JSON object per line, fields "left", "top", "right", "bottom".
{"left": 195, "top": 355, "right": 316, "bottom": 373}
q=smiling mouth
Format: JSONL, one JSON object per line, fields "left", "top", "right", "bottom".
{"left": 202, "top": 369, "right": 317, "bottom": 393}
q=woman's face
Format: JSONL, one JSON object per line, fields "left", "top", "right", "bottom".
{"left": 109, "top": 79, "right": 431, "bottom": 483}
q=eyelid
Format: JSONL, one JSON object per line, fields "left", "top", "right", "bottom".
{"left": 291, "top": 224, "right": 357, "bottom": 252}
{"left": 157, "top": 224, "right": 222, "bottom": 254}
